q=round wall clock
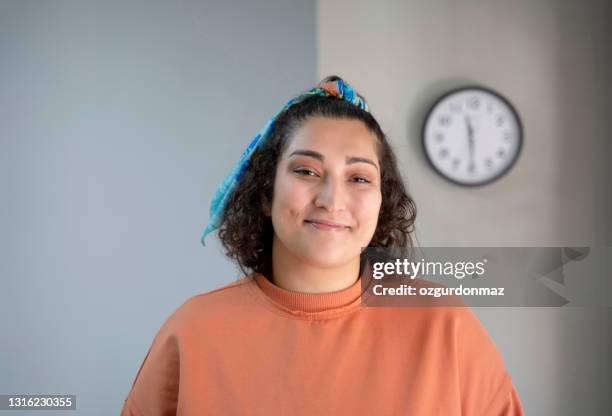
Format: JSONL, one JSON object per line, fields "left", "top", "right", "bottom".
{"left": 422, "top": 86, "right": 523, "bottom": 186}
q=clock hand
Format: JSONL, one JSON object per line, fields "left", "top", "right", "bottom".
{"left": 465, "top": 116, "right": 475, "bottom": 172}
{"left": 465, "top": 115, "right": 474, "bottom": 137}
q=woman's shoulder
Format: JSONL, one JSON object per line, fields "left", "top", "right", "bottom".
{"left": 187, "top": 275, "right": 254, "bottom": 305}
{"left": 159, "top": 275, "right": 256, "bottom": 334}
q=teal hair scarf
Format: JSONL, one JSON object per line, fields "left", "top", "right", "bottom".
{"left": 200, "top": 78, "right": 369, "bottom": 246}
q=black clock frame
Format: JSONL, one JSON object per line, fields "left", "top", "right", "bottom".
{"left": 421, "top": 85, "right": 524, "bottom": 187}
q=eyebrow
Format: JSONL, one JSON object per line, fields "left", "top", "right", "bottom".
{"left": 288, "top": 149, "right": 379, "bottom": 171}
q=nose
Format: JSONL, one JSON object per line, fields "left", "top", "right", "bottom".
{"left": 314, "top": 175, "right": 347, "bottom": 212}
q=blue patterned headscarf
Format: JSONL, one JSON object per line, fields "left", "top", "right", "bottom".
{"left": 200, "top": 78, "right": 370, "bottom": 246}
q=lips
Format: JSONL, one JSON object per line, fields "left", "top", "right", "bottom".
{"left": 304, "top": 219, "right": 350, "bottom": 231}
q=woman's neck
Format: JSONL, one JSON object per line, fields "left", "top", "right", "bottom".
{"left": 270, "top": 237, "right": 361, "bottom": 294}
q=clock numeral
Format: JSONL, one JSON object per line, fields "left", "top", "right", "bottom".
{"left": 503, "top": 131, "right": 511, "bottom": 141}
{"left": 485, "top": 158, "right": 493, "bottom": 169}
{"left": 467, "top": 97, "right": 480, "bottom": 110}
{"left": 496, "top": 148, "right": 506, "bottom": 158}
{"left": 467, "top": 162, "right": 476, "bottom": 175}
{"left": 496, "top": 115, "right": 505, "bottom": 127}
{"left": 439, "top": 148, "right": 449, "bottom": 159}
{"left": 451, "top": 158, "right": 461, "bottom": 170}
{"left": 450, "top": 102, "right": 462, "bottom": 113}
{"left": 435, "top": 132, "right": 444, "bottom": 142}
{"left": 486, "top": 102, "right": 493, "bottom": 113}
{"left": 439, "top": 115, "right": 452, "bottom": 126}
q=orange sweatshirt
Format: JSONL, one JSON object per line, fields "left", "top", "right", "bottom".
{"left": 121, "top": 272, "right": 524, "bottom": 415}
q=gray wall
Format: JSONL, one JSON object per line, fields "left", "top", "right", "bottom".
{"left": 0, "top": 1, "right": 315, "bottom": 414}
{"left": 318, "top": 0, "right": 611, "bottom": 414}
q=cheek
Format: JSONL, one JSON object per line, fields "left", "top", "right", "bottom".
{"left": 353, "top": 190, "right": 382, "bottom": 228}
{"left": 272, "top": 175, "right": 311, "bottom": 219}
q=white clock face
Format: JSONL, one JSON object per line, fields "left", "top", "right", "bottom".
{"left": 423, "top": 87, "right": 522, "bottom": 186}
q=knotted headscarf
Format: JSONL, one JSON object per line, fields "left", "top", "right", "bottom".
{"left": 201, "top": 78, "right": 369, "bottom": 246}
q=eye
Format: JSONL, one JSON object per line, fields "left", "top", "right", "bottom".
{"left": 352, "top": 176, "right": 371, "bottom": 184}
{"left": 294, "top": 168, "right": 318, "bottom": 177}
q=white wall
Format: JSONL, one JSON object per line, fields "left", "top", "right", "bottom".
{"left": 317, "top": 0, "right": 611, "bottom": 414}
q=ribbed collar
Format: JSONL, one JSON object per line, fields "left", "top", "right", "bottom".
{"left": 250, "top": 261, "right": 375, "bottom": 318}
{"left": 248, "top": 261, "right": 373, "bottom": 320}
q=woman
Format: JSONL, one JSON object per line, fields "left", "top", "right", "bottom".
{"left": 121, "top": 76, "right": 524, "bottom": 415}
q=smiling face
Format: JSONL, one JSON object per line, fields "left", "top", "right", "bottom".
{"left": 264, "top": 116, "right": 382, "bottom": 270}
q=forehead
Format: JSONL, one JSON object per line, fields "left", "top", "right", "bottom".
{"left": 284, "top": 117, "right": 379, "bottom": 159}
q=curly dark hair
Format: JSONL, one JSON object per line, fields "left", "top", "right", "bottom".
{"left": 218, "top": 75, "right": 417, "bottom": 280}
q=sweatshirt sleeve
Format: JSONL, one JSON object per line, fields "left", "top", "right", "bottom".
{"left": 454, "top": 307, "right": 525, "bottom": 416}
{"left": 120, "top": 314, "right": 181, "bottom": 416}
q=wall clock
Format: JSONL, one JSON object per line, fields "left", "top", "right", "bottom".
{"left": 422, "top": 86, "right": 523, "bottom": 186}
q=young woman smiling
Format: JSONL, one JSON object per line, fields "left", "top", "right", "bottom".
{"left": 121, "top": 76, "right": 524, "bottom": 415}
{"left": 263, "top": 115, "right": 383, "bottom": 294}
